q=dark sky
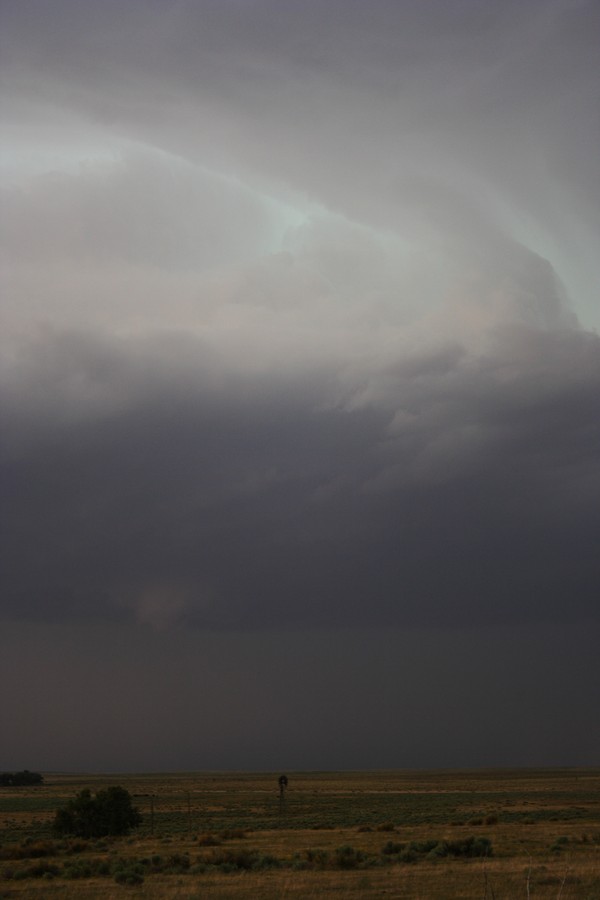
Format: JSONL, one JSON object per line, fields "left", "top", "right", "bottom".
{"left": 1, "top": 0, "right": 599, "bottom": 772}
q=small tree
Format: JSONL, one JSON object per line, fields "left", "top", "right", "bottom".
{"left": 54, "top": 786, "right": 141, "bottom": 838}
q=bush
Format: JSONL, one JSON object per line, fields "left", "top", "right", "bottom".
{"left": 335, "top": 845, "right": 361, "bottom": 869}
{"left": 439, "top": 836, "right": 492, "bottom": 858}
{"left": 54, "top": 786, "right": 141, "bottom": 838}
{"left": 409, "top": 840, "right": 439, "bottom": 855}
{"left": 383, "top": 835, "right": 492, "bottom": 863}
{"left": 3, "top": 861, "right": 60, "bottom": 879}
{"left": 163, "top": 852, "right": 190, "bottom": 873}
{"left": 63, "top": 861, "right": 92, "bottom": 879}
{"left": 303, "top": 848, "right": 330, "bottom": 869}
{"left": 202, "top": 848, "right": 279, "bottom": 872}
{"left": 114, "top": 869, "right": 144, "bottom": 885}
{"left": 382, "top": 840, "right": 404, "bottom": 855}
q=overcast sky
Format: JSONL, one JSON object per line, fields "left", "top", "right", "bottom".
{"left": 1, "top": 0, "right": 599, "bottom": 772}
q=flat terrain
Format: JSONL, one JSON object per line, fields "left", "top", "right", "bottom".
{"left": 1, "top": 769, "right": 599, "bottom": 898}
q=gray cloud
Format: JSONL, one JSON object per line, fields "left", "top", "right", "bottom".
{"left": 2, "top": 323, "right": 598, "bottom": 631}
{"left": 1, "top": 0, "right": 598, "bottom": 768}
{"left": 2, "top": 620, "right": 598, "bottom": 770}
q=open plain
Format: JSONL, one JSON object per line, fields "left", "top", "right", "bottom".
{"left": 1, "top": 769, "right": 599, "bottom": 899}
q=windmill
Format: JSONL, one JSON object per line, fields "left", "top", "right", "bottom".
{"left": 278, "top": 774, "right": 288, "bottom": 813}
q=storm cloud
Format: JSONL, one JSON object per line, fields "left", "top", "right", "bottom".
{"left": 1, "top": 0, "right": 599, "bottom": 769}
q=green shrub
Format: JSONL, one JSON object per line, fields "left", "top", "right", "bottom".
{"left": 11, "top": 868, "right": 29, "bottom": 880}
{"left": 385, "top": 836, "right": 493, "bottom": 863}
{"left": 54, "top": 787, "right": 141, "bottom": 838}
{"left": 382, "top": 840, "right": 404, "bottom": 855}
{"left": 190, "top": 862, "right": 208, "bottom": 874}
{"left": 410, "top": 840, "right": 439, "bottom": 854}
{"left": 5, "top": 861, "right": 60, "bottom": 879}
{"left": 63, "top": 858, "right": 109, "bottom": 879}
{"left": 335, "top": 845, "right": 360, "bottom": 869}
{"left": 333, "top": 845, "right": 377, "bottom": 869}
{"left": 164, "top": 852, "right": 190, "bottom": 873}
{"left": 114, "top": 869, "right": 144, "bottom": 885}
{"left": 303, "top": 848, "right": 330, "bottom": 868}
{"left": 427, "top": 841, "right": 451, "bottom": 859}
{"left": 445, "top": 836, "right": 492, "bottom": 857}
{"left": 203, "top": 848, "right": 278, "bottom": 872}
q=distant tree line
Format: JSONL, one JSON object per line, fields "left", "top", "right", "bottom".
{"left": 0, "top": 770, "right": 44, "bottom": 786}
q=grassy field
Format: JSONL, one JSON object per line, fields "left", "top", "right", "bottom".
{"left": 1, "top": 769, "right": 599, "bottom": 898}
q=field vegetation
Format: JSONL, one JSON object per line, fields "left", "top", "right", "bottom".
{"left": 1, "top": 768, "right": 599, "bottom": 898}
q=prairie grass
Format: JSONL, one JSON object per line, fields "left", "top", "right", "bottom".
{"left": 1, "top": 768, "right": 599, "bottom": 898}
